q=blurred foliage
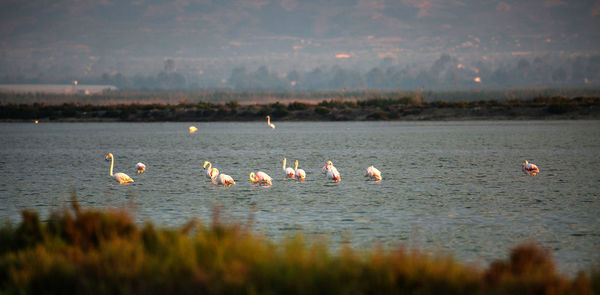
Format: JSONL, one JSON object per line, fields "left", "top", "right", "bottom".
{"left": 0, "top": 198, "right": 597, "bottom": 295}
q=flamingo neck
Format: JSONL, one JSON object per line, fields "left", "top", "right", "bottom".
{"left": 282, "top": 158, "right": 286, "bottom": 170}
{"left": 267, "top": 117, "right": 271, "bottom": 124}
{"left": 109, "top": 156, "right": 114, "bottom": 176}
{"left": 294, "top": 161, "right": 298, "bottom": 170}
{"left": 207, "top": 162, "right": 212, "bottom": 170}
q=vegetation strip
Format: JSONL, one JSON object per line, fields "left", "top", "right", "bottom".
{"left": 1, "top": 95, "right": 599, "bottom": 121}
{"left": 0, "top": 199, "right": 598, "bottom": 294}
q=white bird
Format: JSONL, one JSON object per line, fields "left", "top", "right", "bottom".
{"left": 136, "top": 162, "right": 146, "bottom": 174}
{"left": 211, "top": 173, "right": 235, "bottom": 186}
{"left": 105, "top": 153, "right": 134, "bottom": 184}
{"left": 322, "top": 161, "right": 336, "bottom": 174}
{"left": 266, "top": 115, "right": 275, "bottom": 129}
{"left": 250, "top": 171, "right": 273, "bottom": 186}
{"left": 364, "top": 165, "right": 382, "bottom": 181}
{"left": 203, "top": 161, "right": 219, "bottom": 179}
{"left": 189, "top": 126, "right": 198, "bottom": 133}
{"left": 522, "top": 160, "right": 539, "bottom": 175}
{"left": 326, "top": 164, "right": 341, "bottom": 182}
{"left": 294, "top": 160, "right": 306, "bottom": 180}
{"left": 282, "top": 158, "right": 295, "bottom": 179}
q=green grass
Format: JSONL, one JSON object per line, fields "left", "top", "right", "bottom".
{"left": 0, "top": 198, "right": 598, "bottom": 294}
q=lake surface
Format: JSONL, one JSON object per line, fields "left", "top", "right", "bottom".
{"left": 1, "top": 121, "right": 599, "bottom": 275}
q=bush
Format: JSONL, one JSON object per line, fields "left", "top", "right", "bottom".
{"left": 0, "top": 200, "right": 596, "bottom": 295}
{"left": 271, "top": 108, "right": 289, "bottom": 118}
{"left": 367, "top": 111, "right": 389, "bottom": 120}
{"left": 547, "top": 104, "right": 570, "bottom": 114}
{"left": 287, "top": 101, "right": 309, "bottom": 111}
{"left": 226, "top": 101, "right": 239, "bottom": 110}
{"left": 314, "top": 106, "right": 330, "bottom": 115}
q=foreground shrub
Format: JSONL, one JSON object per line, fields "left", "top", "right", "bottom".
{"left": 0, "top": 200, "right": 596, "bottom": 294}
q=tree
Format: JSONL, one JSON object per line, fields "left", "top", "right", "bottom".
{"left": 366, "top": 67, "right": 387, "bottom": 88}
{"left": 164, "top": 59, "right": 176, "bottom": 73}
{"left": 551, "top": 67, "right": 567, "bottom": 82}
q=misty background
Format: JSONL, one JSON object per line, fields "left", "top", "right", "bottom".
{"left": 1, "top": 0, "right": 599, "bottom": 91}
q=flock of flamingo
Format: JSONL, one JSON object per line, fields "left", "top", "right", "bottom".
{"left": 105, "top": 154, "right": 381, "bottom": 186}
{"left": 105, "top": 116, "right": 540, "bottom": 185}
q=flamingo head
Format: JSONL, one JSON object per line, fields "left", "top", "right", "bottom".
{"left": 266, "top": 115, "right": 270, "bottom": 120}
{"left": 374, "top": 174, "right": 382, "bottom": 181}
{"left": 225, "top": 176, "right": 236, "bottom": 185}
{"left": 105, "top": 153, "right": 113, "bottom": 161}
{"left": 203, "top": 161, "right": 210, "bottom": 169}
{"left": 249, "top": 172, "right": 257, "bottom": 183}
{"left": 326, "top": 161, "right": 333, "bottom": 168}
{"left": 523, "top": 160, "right": 529, "bottom": 165}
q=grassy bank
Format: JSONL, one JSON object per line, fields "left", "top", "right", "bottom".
{"left": 1, "top": 95, "right": 600, "bottom": 122}
{"left": 2, "top": 88, "right": 600, "bottom": 105}
{"left": 0, "top": 200, "right": 598, "bottom": 294}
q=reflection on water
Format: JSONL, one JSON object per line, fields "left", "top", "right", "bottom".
{"left": 0, "top": 121, "right": 599, "bottom": 274}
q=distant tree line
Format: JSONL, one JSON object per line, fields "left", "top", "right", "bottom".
{"left": 2, "top": 54, "right": 599, "bottom": 91}
{"left": 224, "top": 54, "right": 600, "bottom": 91}
{"left": 90, "top": 54, "right": 600, "bottom": 91}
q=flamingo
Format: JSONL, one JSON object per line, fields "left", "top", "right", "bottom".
{"left": 522, "top": 160, "right": 539, "bottom": 175}
{"left": 266, "top": 115, "right": 275, "bottom": 129}
{"left": 326, "top": 164, "right": 341, "bottom": 182}
{"left": 322, "top": 161, "right": 336, "bottom": 174}
{"left": 203, "top": 161, "right": 219, "bottom": 179}
{"left": 105, "top": 153, "right": 134, "bottom": 184}
{"left": 212, "top": 173, "right": 235, "bottom": 186}
{"left": 282, "top": 158, "right": 295, "bottom": 179}
{"left": 189, "top": 126, "right": 198, "bottom": 133}
{"left": 364, "top": 165, "right": 382, "bottom": 181}
{"left": 294, "top": 160, "right": 306, "bottom": 180}
{"left": 250, "top": 171, "right": 273, "bottom": 186}
{"left": 136, "top": 162, "right": 146, "bottom": 174}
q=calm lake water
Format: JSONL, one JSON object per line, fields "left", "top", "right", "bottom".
{"left": 1, "top": 121, "right": 599, "bottom": 274}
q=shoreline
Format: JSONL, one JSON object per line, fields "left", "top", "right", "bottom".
{"left": 1, "top": 96, "right": 599, "bottom": 122}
